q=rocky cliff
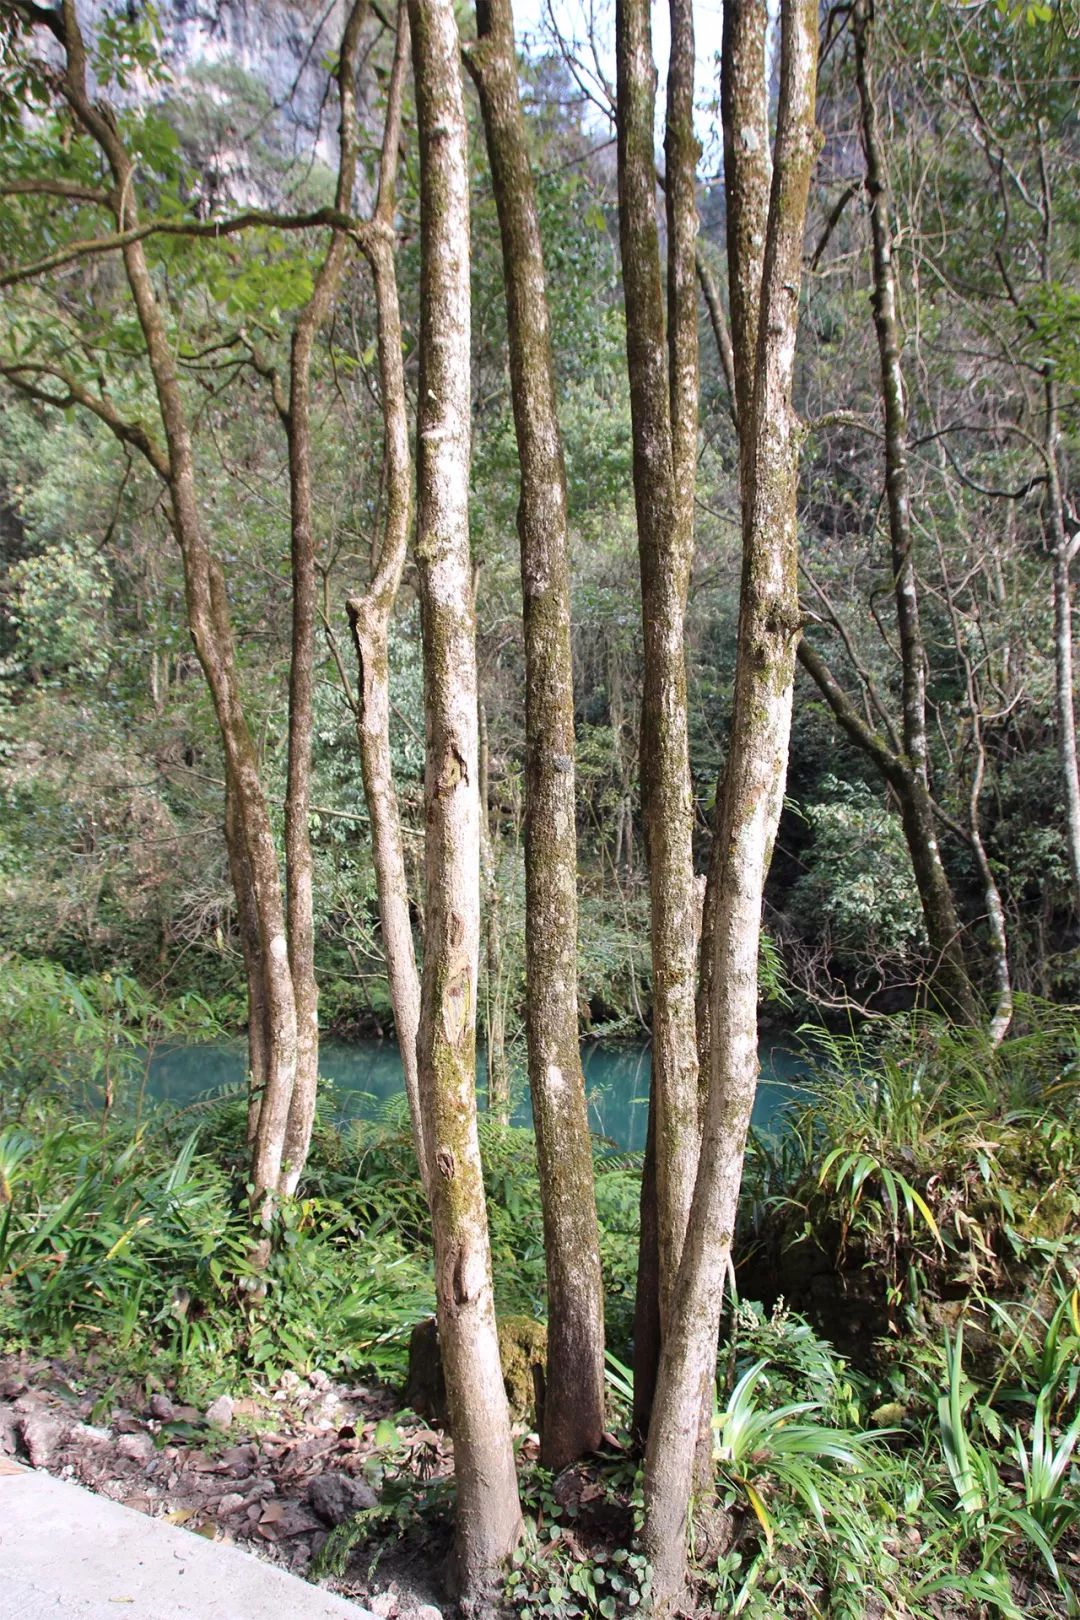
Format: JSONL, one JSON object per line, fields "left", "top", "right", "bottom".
{"left": 79, "top": 0, "right": 370, "bottom": 205}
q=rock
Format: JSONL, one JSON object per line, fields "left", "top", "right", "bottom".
{"left": 218, "top": 1492, "right": 245, "bottom": 1515}
{"left": 403, "top": 1320, "right": 447, "bottom": 1426}
{"left": 0, "top": 1403, "right": 19, "bottom": 1456}
{"left": 148, "top": 1393, "right": 176, "bottom": 1422}
{"left": 306, "top": 1471, "right": 377, "bottom": 1527}
{"left": 404, "top": 1315, "right": 547, "bottom": 1427}
{"left": 369, "top": 1595, "right": 396, "bottom": 1618}
{"left": 416, "top": 1608, "right": 444, "bottom": 1619}
{"left": 18, "top": 1410, "right": 69, "bottom": 1469}
{"left": 117, "top": 1432, "right": 156, "bottom": 1463}
{"left": 70, "top": 1423, "right": 112, "bottom": 1447}
{"left": 205, "top": 1395, "right": 234, "bottom": 1430}
{"left": 497, "top": 1317, "right": 547, "bottom": 1424}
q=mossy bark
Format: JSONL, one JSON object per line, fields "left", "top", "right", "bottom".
{"left": 278, "top": 0, "right": 369, "bottom": 1194}
{"left": 39, "top": 1, "right": 303, "bottom": 1220}
{"left": 477, "top": 698, "right": 509, "bottom": 1123}
{"left": 641, "top": 2, "right": 818, "bottom": 1609}
{"left": 346, "top": 4, "right": 430, "bottom": 1197}
{"left": 848, "top": 0, "right": 975, "bottom": 1023}
{"left": 615, "top": 0, "right": 701, "bottom": 1374}
{"left": 409, "top": 0, "right": 522, "bottom": 1598}
{"left": 466, "top": 0, "right": 606, "bottom": 1470}
{"left": 224, "top": 773, "right": 269, "bottom": 1148}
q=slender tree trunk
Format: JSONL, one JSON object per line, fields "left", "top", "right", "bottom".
{"left": 852, "top": 0, "right": 976, "bottom": 1022}
{"left": 278, "top": 0, "right": 370, "bottom": 1193}
{"left": 477, "top": 698, "right": 509, "bottom": 1122}
{"left": 968, "top": 743, "right": 1012, "bottom": 1044}
{"left": 225, "top": 773, "right": 270, "bottom": 1147}
{"left": 1052, "top": 533, "right": 1080, "bottom": 915}
{"left": 631, "top": 1086, "right": 661, "bottom": 1445}
{"left": 641, "top": 4, "right": 818, "bottom": 1610}
{"left": 409, "top": 0, "right": 521, "bottom": 1596}
{"left": 42, "top": 1, "right": 305, "bottom": 1220}
{"left": 466, "top": 0, "right": 606, "bottom": 1470}
{"left": 346, "top": 1, "right": 430, "bottom": 1197}
{"left": 616, "top": 0, "right": 700, "bottom": 1358}
{"left": 1044, "top": 376, "right": 1080, "bottom": 917}
{"left": 696, "top": 0, "right": 771, "bottom": 1125}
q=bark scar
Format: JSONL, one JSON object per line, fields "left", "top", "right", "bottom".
{"left": 439, "top": 1240, "right": 475, "bottom": 1318}
{"left": 435, "top": 1145, "right": 456, "bottom": 1179}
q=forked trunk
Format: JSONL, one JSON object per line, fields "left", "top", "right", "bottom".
{"left": 641, "top": 2, "right": 818, "bottom": 1608}
{"left": 409, "top": 0, "right": 522, "bottom": 1595}
{"left": 615, "top": 0, "right": 701, "bottom": 1381}
{"left": 466, "top": 0, "right": 606, "bottom": 1469}
{"left": 278, "top": 0, "right": 370, "bottom": 1193}
{"left": 347, "top": 1, "right": 429, "bottom": 1197}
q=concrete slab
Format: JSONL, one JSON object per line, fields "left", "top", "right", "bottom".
{"left": 0, "top": 1462, "right": 378, "bottom": 1620}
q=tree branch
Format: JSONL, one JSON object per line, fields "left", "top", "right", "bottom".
{"left": 0, "top": 205, "right": 357, "bottom": 288}
{"left": 0, "top": 360, "right": 170, "bottom": 477}
{"left": 0, "top": 177, "right": 111, "bottom": 205}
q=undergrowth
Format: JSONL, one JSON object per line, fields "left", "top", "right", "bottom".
{"left": 1, "top": 963, "right": 1078, "bottom": 1615}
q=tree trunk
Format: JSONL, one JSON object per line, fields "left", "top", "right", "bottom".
{"left": 1052, "top": 533, "right": 1080, "bottom": 916}
{"left": 409, "top": 0, "right": 522, "bottom": 1596}
{"left": 224, "top": 772, "right": 269, "bottom": 1148}
{"left": 641, "top": 3, "right": 818, "bottom": 1609}
{"left": 42, "top": 0, "right": 309, "bottom": 1220}
{"left": 616, "top": 0, "right": 700, "bottom": 1357}
{"left": 477, "top": 697, "right": 509, "bottom": 1123}
{"left": 466, "top": 0, "right": 606, "bottom": 1470}
{"left": 851, "top": 0, "right": 977, "bottom": 1023}
{"left": 1044, "top": 373, "right": 1080, "bottom": 918}
{"left": 278, "top": 1, "right": 368, "bottom": 1194}
{"left": 347, "top": 0, "right": 429, "bottom": 1197}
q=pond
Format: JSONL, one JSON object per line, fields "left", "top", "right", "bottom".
{"left": 143, "top": 1037, "right": 805, "bottom": 1153}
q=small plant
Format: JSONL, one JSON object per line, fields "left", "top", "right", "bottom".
{"left": 930, "top": 1325, "right": 1080, "bottom": 1614}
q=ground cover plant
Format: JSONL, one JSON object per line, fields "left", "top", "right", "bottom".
{"left": 1, "top": 968, "right": 1077, "bottom": 1615}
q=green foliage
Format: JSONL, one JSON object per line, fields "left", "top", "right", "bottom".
{"left": 0, "top": 954, "right": 226, "bottom": 1110}
{"left": 926, "top": 1324, "right": 1080, "bottom": 1613}
{"left": 746, "top": 1006, "right": 1080, "bottom": 1329}
{"left": 788, "top": 776, "right": 926, "bottom": 966}
{"left": 0, "top": 1096, "right": 432, "bottom": 1391}
{"left": 1, "top": 536, "right": 112, "bottom": 687}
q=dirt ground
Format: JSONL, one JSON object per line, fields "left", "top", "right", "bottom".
{"left": 0, "top": 1350, "right": 453, "bottom": 1618}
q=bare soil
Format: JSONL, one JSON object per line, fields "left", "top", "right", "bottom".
{"left": 0, "top": 1349, "right": 452, "bottom": 1618}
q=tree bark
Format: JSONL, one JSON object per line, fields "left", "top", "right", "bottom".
{"left": 346, "top": 0, "right": 429, "bottom": 1197}
{"left": 477, "top": 697, "right": 509, "bottom": 1123}
{"left": 278, "top": 0, "right": 369, "bottom": 1195}
{"left": 36, "top": 1, "right": 300, "bottom": 1218}
{"left": 466, "top": 0, "right": 606, "bottom": 1471}
{"left": 616, "top": 0, "right": 700, "bottom": 1358}
{"left": 1045, "top": 377, "right": 1080, "bottom": 917}
{"left": 850, "top": 0, "right": 976, "bottom": 1023}
{"left": 224, "top": 772, "right": 270, "bottom": 1147}
{"left": 409, "top": 0, "right": 522, "bottom": 1596}
{"left": 641, "top": 3, "right": 818, "bottom": 1609}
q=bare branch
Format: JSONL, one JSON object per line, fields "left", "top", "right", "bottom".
{"left": 0, "top": 177, "right": 111, "bottom": 205}
{"left": 0, "top": 205, "right": 356, "bottom": 289}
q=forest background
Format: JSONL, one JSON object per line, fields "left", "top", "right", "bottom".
{"left": 2, "top": 0, "right": 1076, "bottom": 1032}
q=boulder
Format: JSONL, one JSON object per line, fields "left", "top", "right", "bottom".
{"left": 306, "top": 1471, "right": 377, "bottom": 1526}
{"left": 404, "top": 1315, "right": 547, "bottom": 1427}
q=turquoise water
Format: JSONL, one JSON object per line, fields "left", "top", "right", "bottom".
{"left": 144, "top": 1038, "right": 804, "bottom": 1153}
